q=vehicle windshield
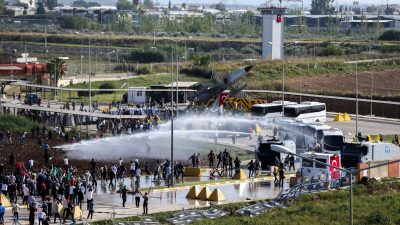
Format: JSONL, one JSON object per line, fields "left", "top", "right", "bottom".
{"left": 251, "top": 106, "right": 265, "bottom": 116}
{"left": 324, "top": 135, "right": 344, "bottom": 151}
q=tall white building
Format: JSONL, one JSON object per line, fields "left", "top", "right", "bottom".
{"left": 8, "top": 0, "right": 36, "bottom": 8}
{"left": 258, "top": 7, "right": 286, "bottom": 60}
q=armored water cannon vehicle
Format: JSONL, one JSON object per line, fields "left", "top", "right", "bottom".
{"left": 341, "top": 141, "right": 400, "bottom": 169}
{"left": 256, "top": 138, "right": 296, "bottom": 171}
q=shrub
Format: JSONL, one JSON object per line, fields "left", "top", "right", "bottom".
{"left": 136, "top": 66, "right": 150, "bottom": 75}
{"left": 128, "top": 50, "right": 167, "bottom": 63}
{"left": 367, "top": 211, "right": 391, "bottom": 225}
{"left": 180, "top": 67, "right": 212, "bottom": 79}
{"left": 77, "top": 90, "right": 96, "bottom": 97}
{"left": 319, "top": 44, "right": 344, "bottom": 56}
{"left": 0, "top": 115, "right": 38, "bottom": 132}
{"left": 379, "top": 30, "right": 400, "bottom": 41}
{"left": 99, "top": 82, "right": 116, "bottom": 94}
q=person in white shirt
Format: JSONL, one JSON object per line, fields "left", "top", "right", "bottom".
{"left": 63, "top": 156, "right": 69, "bottom": 169}
{"left": 23, "top": 185, "right": 30, "bottom": 205}
{"left": 135, "top": 167, "right": 141, "bottom": 186}
{"left": 12, "top": 203, "right": 20, "bottom": 221}
{"left": 130, "top": 161, "right": 135, "bottom": 179}
{"left": 37, "top": 211, "right": 46, "bottom": 225}
{"left": 28, "top": 159, "right": 34, "bottom": 170}
{"left": 1, "top": 183, "right": 7, "bottom": 195}
{"left": 119, "top": 158, "right": 123, "bottom": 166}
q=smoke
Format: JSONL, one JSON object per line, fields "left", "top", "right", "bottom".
{"left": 61, "top": 115, "right": 259, "bottom": 161}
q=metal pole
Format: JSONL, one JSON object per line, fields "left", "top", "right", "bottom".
{"left": 349, "top": 172, "right": 353, "bottom": 225}
{"left": 355, "top": 50, "right": 358, "bottom": 135}
{"left": 170, "top": 53, "right": 174, "bottom": 187}
{"left": 282, "top": 48, "right": 285, "bottom": 119}
{"left": 175, "top": 41, "right": 179, "bottom": 118}
{"left": 370, "top": 74, "right": 373, "bottom": 116}
{"left": 89, "top": 37, "right": 92, "bottom": 112}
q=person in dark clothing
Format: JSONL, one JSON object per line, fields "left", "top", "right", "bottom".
{"left": 121, "top": 186, "right": 127, "bottom": 207}
{"left": 143, "top": 192, "right": 149, "bottom": 214}
{"left": 87, "top": 200, "right": 94, "bottom": 220}
{"left": 208, "top": 150, "right": 215, "bottom": 168}
{"left": 247, "top": 160, "right": 255, "bottom": 177}
{"left": 289, "top": 155, "right": 295, "bottom": 171}
{"left": 279, "top": 163, "right": 285, "bottom": 188}
{"left": 188, "top": 154, "right": 196, "bottom": 167}
{"left": 29, "top": 204, "right": 36, "bottom": 225}
{"left": 9, "top": 153, "right": 15, "bottom": 166}
{"left": 234, "top": 157, "right": 241, "bottom": 174}
{"left": 216, "top": 151, "right": 222, "bottom": 168}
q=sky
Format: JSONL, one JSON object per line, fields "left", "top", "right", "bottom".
{"left": 60, "top": 0, "right": 390, "bottom": 8}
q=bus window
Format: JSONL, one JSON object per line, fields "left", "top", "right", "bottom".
{"left": 284, "top": 108, "right": 298, "bottom": 118}
{"left": 315, "top": 158, "right": 327, "bottom": 168}
{"left": 251, "top": 106, "right": 265, "bottom": 116}
{"left": 302, "top": 158, "right": 313, "bottom": 168}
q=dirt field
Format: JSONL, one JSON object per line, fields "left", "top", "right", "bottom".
{"left": 286, "top": 68, "right": 400, "bottom": 97}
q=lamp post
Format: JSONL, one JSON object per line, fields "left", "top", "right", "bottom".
{"left": 271, "top": 144, "right": 400, "bottom": 225}
{"left": 268, "top": 41, "right": 299, "bottom": 118}
{"left": 163, "top": 36, "right": 180, "bottom": 118}
{"left": 95, "top": 51, "right": 102, "bottom": 75}
{"left": 170, "top": 53, "right": 174, "bottom": 187}
{"left": 355, "top": 49, "right": 359, "bottom": 135}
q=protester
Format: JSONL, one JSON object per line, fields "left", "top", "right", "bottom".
{"left": 143, "top": 192, "right": 149, "bottom": 214}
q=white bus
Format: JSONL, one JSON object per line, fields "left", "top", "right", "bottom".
{"left": 304, "top": 123, "right": 344, "bottom": 154}
{"left": 283, "top": 102, "right": 326, "bottom": 123}
{"left": 276, "top": 120, "right": 344, "bottom": 153}
{"left": 251, "top": 101, "right": 297, "bottom": 120}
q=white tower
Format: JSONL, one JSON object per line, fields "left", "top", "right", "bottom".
{"left": 258, "top": 7, "right": 286, "bottom": 60}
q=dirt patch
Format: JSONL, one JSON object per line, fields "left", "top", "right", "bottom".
{"left": 286, "top": 68, "right": 400, "bottom": 97}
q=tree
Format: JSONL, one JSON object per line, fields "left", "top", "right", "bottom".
{"left": 47, "top": 57, "right": 67, "bottom": 87}
{"left": 384, "top": 6, "right": 395, "bottom": 15}
{"left": 116, "top": 0, "right": 133, "bottom": 10}
{"left": 45, "top": 0, "right": 57, "bottom": 10}
{"left": 366, "top": 5, "right": 377, "bottom": 13}
{"left": 36, "top": 1, "right": 45, "bottom": 14}
{"left": 88, "top": 1, "right": 101, "bottom": 7}
{"left": 143, "top": 0, "right": 153, "bottom": 9}
{"left": 72, "top": 0, "right": 87, "bottom": 7}
{"left": 310, "top": 0, "right": 334, "bottom": 15}
{"left": 215, "top": 2, "right": 226, "bottom": 12}
{"left": 168, "top": 0, "right": 171, "bottom": 11}
{"left": 62, "top": 15, "right": 89, "bottom": 29}
{"left": 0, "top": 0, "right": 5, "bottom": 15}
{"left": 182, "top": 2, "right": 186, "bottom": 10}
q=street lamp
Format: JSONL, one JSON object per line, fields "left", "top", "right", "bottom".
{"left": 271, "top": 144, "right": 400, "bottom": 225}
{"left": 267, "top": 41, "right": 299, "bottom": 118}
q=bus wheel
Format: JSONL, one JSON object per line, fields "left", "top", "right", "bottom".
{"left": 316, "top": 119, "right": 320, "bottom": 123}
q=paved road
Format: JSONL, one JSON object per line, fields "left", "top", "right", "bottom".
{"left": 327, "top": 114, "right": 400, "bottom": 140}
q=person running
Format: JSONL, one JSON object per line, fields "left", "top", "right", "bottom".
{"left": 12, "top": 203, "right": 20, "bottom": 221}
{"left": 143, "top": 192, "right": 149, "bottom": 214}
{"left": 247, "top": 160, "right": 255, "bottom": 177}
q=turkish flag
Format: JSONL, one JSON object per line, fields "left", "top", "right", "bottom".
{"left": 330, "top": 155, "right": 341, "bottom": 179}
{"left": 277, "top": 14, "right": 282, "bottom": 23}
{"left": 219, "top": 92, "right": 230, "bottom": 106}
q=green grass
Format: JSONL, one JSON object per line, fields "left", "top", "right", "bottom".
{"left": 0, "top": 115, "right": 39, "bottom": 132}
{"left": 89, "top": 181, "right": 400, "bottom": 225}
